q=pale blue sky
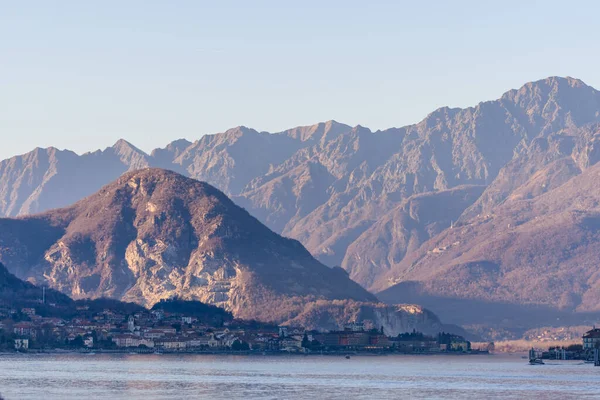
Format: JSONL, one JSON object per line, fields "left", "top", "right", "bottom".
{"left": 1, "top": 0, "right": 599, "bottom": 160}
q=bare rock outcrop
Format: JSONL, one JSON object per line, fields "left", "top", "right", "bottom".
{"left": 0, "top": 169, "right": 378, "bottom": 326}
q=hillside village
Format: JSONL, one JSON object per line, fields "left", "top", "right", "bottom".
{"left": 0, "top": 299, "right": 473, "bottom": 355}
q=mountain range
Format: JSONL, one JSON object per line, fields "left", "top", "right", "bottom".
{"left": 0, "top": 170, "right": 454, "bottom": 336}
{"left": 2, "top": 76, "right": 600, "bottom": 337}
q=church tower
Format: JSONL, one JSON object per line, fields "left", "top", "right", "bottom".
{"left": 128, "top": 315, "right": 135, "bottom": 332}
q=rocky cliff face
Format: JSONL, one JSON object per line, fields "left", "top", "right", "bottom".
{"left": 0, "top": 169, "right": 379, "bottom": 324}
{"left": 282, "top": 299, "right": 470, "bottom": 338}
{"left": 0, "top": 260, "right": 454, "bottom": 335}
{"left": 0, "top": 170, "right": 456, "bottom": 332}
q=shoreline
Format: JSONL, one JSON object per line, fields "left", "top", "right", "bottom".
{"left": 0, "top": 349, "right": 491, "bottom": 357}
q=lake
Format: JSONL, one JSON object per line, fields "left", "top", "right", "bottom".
{"left": 0, "top": 353, "right": 597, "bottom": 399}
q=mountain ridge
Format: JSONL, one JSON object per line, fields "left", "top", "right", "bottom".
{"left": 0, "top": 169, "right": 465, "bottom": 335}
{"left": 0, "top": 169, "right": 375, "bottom": 308}
{"left": 3, "top": 76, "right": 600, "bottom": 338}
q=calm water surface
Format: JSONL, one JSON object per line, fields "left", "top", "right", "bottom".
{"left": 0, "top": 353, "right": 598, "bottom": 399}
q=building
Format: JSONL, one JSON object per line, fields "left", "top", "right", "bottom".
{"left": 279, "top": 337, "right": 303, "bottom": 352}
{"left": 151, "top": 310, "right": 164, "bottom": 321}
{"left": 368, "top": 334, "right": 391, "bottom": 348}
{"left": 143, "top": 329, "right": 167, "bottom": 339}
{"left": 84, "top": 336, "right": 94, "bottom": 348}
{"left": 14, "top": 338, "right": 29, "bottom": 350}
{"left": 185, "top": 337, "right": 208, "bottom": 348}
{"left": 208, "top": 335, "right": 219, "bottom": 348}
{"left": 153, "top": 326, "right": 177, "bottom": 336}
{"left": 318, "top": 331, "right": 372, "bottom": 348}
{"left": 583, "top": 328, "right": 600, "bottom": 349}
{"left": 450, "top": 341, "right": 470, "bottom": 352}
{"left": 13, "top": 322, "right": 35, "bottom": 338}
{"left": 390, "top": 338, "right": 439, "bottom": 353}
{"left": 127, "top": 315, "right": 135, "bottom": 332}
{"left": 155, "top": 338, "right": 187, "bottom": 350}
{"left": 279, "top": 326, "right": 305, "bottom": 337}
{"left": 112, "top": 334, "right": 154, "bottom": 348}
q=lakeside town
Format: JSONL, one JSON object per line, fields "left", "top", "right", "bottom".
{"left": 0, "top": 298, "right": 477, "bottom": 355}
{"left": 3, "top": 289, "right": 600, "bottom": 359}
{"left": 534, "top": 327, "right": 600, "bottom": 361}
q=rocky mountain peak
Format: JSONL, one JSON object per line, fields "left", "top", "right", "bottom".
{"left": 501, "top": 76, "right": 600, "bottom": 128}
{"left": 219, "top": 126, "right": 262, "bottom": 141}
{"left": 111, "top": 138, "right": 146, "bottom": 154}
{"left": 0, "top": 169, "right": 376, "bottom": 324}
{"left": 109, "top": 139, "right": 150, "bottom": 171}
{"left": 280, "top": 120, "right": 352, "bottom": 142}
{"left": 152, "top": 138, "right": 192, "bottom": 155}
{"left": 501, "top": 76, "right": 591, "bottom": 100}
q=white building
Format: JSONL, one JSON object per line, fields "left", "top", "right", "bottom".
{"left": 112, "top": 334, "right": 154, "bottom": 348}
{"left": 583, "top": 328, "right": 600, "bottom": 349}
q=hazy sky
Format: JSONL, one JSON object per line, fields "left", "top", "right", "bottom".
{"left": 2, "top": 0, "right": 600, "bottom": 160}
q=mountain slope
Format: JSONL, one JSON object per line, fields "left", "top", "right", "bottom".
{"left": 2, "top": 77, "right": 600, "bottom": 298}
{"left": 0, "top": 262, "right": 72, "bottom": 307}
{"left": 0, "top": 141, "right": 150, "bottom": 217}
{"left": 341, "top": 185, "right": 486, "bottom": 289}
{"left": 377, "top": 132, "right": 600, "bottom": 333}
{"left": 0, "top": 263, "right": 461, "bottom": 338}
{"left": 0, "top": 169, "right": 377, "bottom": 324}
{"left": 0, "top": 170, "right": 460, "bottom": 334}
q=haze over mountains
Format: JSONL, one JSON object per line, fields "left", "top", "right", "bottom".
{"left": 3, "top": 76, "right": 600, "bottom": 336}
